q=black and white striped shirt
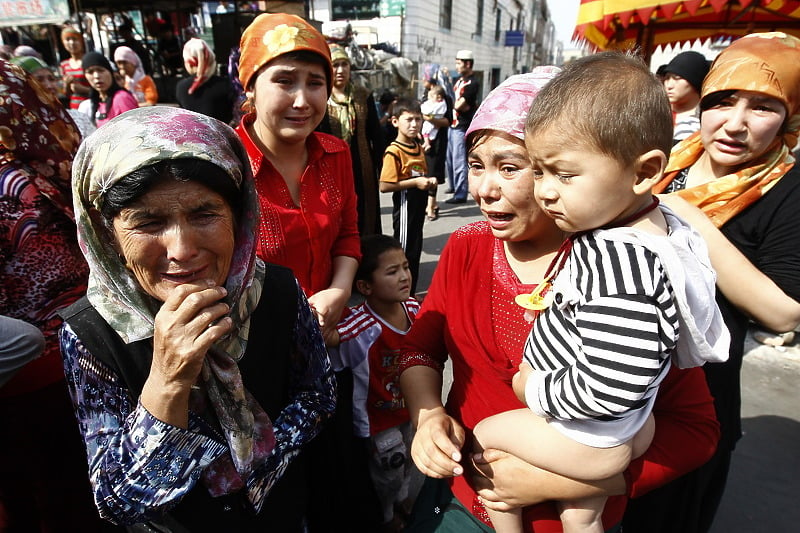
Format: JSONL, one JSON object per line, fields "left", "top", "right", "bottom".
{"left": 523, "top": 232, "right": 678, "bottom": 446}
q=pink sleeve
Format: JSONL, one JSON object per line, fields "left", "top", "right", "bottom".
{"left": 109, "top": 90, "right": 140, "bottom": 118}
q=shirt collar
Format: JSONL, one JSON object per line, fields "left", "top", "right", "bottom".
{"left": 237, "top": 113, "right": 345, "bottom": 175}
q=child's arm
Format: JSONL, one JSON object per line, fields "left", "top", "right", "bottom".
{"left": 379, "top": 176, "right": 437, "bottom": 193}
{"left": 323, "top": 327, "right": 340, "bottom": 348}
{"left": 523, "top": 293, "right": 670, "bottom": 422}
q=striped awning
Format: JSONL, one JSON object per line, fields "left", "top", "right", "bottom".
{"left": 575, "top": 0, "right": 800, "bottom": 51}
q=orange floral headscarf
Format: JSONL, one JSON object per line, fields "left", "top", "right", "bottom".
{"left": 237, "top": 13, "right": 332, "bottom": 93}
{"left": 656, "top": 32, "right": 800, "bottom": 227}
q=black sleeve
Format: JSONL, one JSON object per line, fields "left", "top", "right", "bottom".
{"left": 462, "top": 78, "right": 480, "bottom": 106}
{"left": 316, "top": 112, "right": 332, "bottom": 135}
{"left": 365, "top": 94, "right": 386, "bottom": 169}
{"left": 722, "top": 165, "right": 800, "bottom": 302}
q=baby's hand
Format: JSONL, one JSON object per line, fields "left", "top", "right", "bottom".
{"left": 511, "top": 362, "right": 533, "bottom": 403}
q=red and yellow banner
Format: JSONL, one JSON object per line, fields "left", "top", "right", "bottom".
{"left": 575, "top": 0, "right": 800, "bottom": 51}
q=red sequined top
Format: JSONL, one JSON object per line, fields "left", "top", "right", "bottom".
{"left": 236, "top": 115, "right": 361, "bottom": 295}
{"left": 399, "top": 221, "right": 720, "bottom": 532}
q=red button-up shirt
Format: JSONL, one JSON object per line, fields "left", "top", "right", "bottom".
{"left": 236, "top": 115, "right": 361, "bottom": 296}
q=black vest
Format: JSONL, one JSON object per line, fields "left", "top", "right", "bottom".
{"left": 61, "top": 264, "right": 310, "bottom": 532}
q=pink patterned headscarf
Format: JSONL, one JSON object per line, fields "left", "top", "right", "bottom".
{"left": 466, "top": 66, "right": 561, "bottom": 141}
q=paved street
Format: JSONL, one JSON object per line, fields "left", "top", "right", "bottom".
{"left": 380, "top": 187, "right": 800, "bottom": 532}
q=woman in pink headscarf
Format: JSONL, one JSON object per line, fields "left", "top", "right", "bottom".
{"left": 398, "top": 68, "right": 720, "bottom": 533}
{"left": 176, "top": 38, "right": 235, "bottom": 124}
{"left": 114, "top": 45, "right": 158, "bottom": 106}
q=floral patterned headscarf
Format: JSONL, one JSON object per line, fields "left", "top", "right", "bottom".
{"left": 0, "top": 59, "right": 80, "bottom": 219}
{"left": 656, "top": 32, "right": 800, "bottom": 227}
{"left": 237, "top": 12, "right": 332, "bottom": 93}
{"left": 72, "top": 106, "right": 274, "bottom": 496}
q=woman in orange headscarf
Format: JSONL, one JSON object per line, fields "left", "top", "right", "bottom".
{"left": 235, "top": 13, "right": 360, "bottom": 340}
{"left": 235, "top": 15, "right": 376, "bottom": 531}
{"left": 624, "top": 32, "right": 800, "bottom": 533}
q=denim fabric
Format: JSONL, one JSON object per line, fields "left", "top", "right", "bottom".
{"left": 446, "top": 127, "right": 468, "bottom": 200}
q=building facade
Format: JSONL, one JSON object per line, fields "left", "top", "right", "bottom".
{"left": 310, "top": 0, "right": 557, "bottom": 98}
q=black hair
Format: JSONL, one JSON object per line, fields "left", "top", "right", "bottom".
{"left": 355, "top": 234, "right": 404, "bottom": 284}
{"left": 88, "top": 84, "right": 130, "bottom": 126}
{"left": 379, "top": 89, "right": 397, "bottom": 107}
{"left": 100, "top": 159, "right": 241, "bottom": 223}
{"left": 699, "top": 89, "right": 735, "bottom": 112}
{"left": 390, "top": 97, "right": 421, "bottom": 118}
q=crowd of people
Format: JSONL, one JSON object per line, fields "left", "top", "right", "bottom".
{"left": 1, "top": 10, "right": 799, "bottom": 533}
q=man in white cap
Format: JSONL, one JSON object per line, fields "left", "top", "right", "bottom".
{"left": 445, "top": 49, "right": 480, "bottom": 203}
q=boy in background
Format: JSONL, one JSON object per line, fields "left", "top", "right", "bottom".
{"left": 472, "top": 52, "right": 728, "bottom": 533}
{"left": 379, "top": 98, "right": 437, "bottom": 295}
{"left": 328, "top": 235, "right": 424, "bottom": 532}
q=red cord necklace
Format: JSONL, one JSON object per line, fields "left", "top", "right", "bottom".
{"left": 515, "top": 196, "right": 661, "bottom": 311}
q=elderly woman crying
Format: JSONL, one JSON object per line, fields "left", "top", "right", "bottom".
{"left": 60, "top": 106, "right": 336, "bottom": 531}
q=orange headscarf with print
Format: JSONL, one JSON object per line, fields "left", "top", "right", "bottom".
{"left": 237, "top": 13, "right": 332, "bottom": 94}
{"left": 655, "top": 32, "right": 800, "bottom": 227}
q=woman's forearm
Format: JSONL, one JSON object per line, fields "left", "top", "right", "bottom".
{"left": 661, "top": 195, "right": 800, "bottom": 331}
{"left": 706, "top": 231, "right": 800, "bottom": 331}
{"left": 399, "top": 364, "right": 444, "bottom": 428}
{"left": 329, "top": 255, "right": 358, "bottom": 296}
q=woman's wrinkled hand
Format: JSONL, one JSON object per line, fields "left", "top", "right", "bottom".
{"left": 411, "top": 407, "right": 466, "bottom": 478}
{"left": 150, "top": 280, "right": 232, "bottom": 391}
{"left": 308, "top": 287, "right": 348, "bottom": 339}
